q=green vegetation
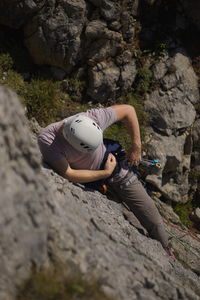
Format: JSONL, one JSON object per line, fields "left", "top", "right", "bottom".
{"left": 135, "top": 67, "right": 153, "bottom": 95}
{"left": 0, "top": 52, "right": 14, "bottom": 71}
{"left": 173, "top": 201, "right": 193, "bottom": 227}
{"left": 154, "top": 42, "right": 168, "bottom": 57}
{"left": 61, "top": 78, "right": 86, "bottom": 102}
{"left": 0, "top": 52, "right": 88, "bottom": 126}
{"left": 1, "top": 69, "right": 25, "bottom": 93}
{"left": 21, "top": 79, "right": 67, "bottom": 127}
{"left": 16, "top": 267, "right": 115, "bottom": 300}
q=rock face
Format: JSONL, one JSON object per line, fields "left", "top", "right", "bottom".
{"left": 0, "top": 86, "right": 49, "bottom": 299}
{"left": 1, "top": 86, "right": 200, "bottom": 299}
{"left": 24, "top": 0, "right": 87, "bottom": 74}
{"left": 144, "top": 51, "right": 199, "bottom": 202}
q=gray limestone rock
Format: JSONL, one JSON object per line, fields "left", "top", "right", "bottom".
{"left": 144, "top": 131, "right": 191, "bottom": 202}
{"left": 87, "top": 61, "right": 120, "bottom": 101}
{"left": 145, "top": 87, "right": 196, "bottom": 135}
{"left": 24, "top": 0, "right": 86, "bottom": 73}
{"left": 0, "top": 86, "right": 49, "bottom": 299}
{"left": 145, "top": 53, "right": 198, "bottom": 136}
{"left": 144, "top": 51, "right": 199, "bottom": 203}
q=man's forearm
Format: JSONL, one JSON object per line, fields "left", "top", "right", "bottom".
{"left": 124, "top": 106, "right": 141, "bottom": 147}
{"left": 111, "top": 104, "right": 141, "bottom": 146}
{"left": 65, "top": 167, "right": 111, "bottom": 183}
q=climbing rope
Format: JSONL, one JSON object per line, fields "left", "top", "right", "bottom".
{"left": 164, "top": 225, "right": 200, "bottom": 258}
{"left": 163, "top": 219, "right": 200, "bottom": 243}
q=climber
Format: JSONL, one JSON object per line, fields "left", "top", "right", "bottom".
{"left": 37, "top": 104, "right": 175, "bottom": 259}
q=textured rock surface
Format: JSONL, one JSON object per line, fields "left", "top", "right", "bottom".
{"left": 1, "top": 86, "right": 200, "bottom": 300}
{"left": 145, "top": 52, "right": 198, "bottom": 135}
{"left": 144, "top": 51, "right": 199, "bottom": 203}
{"left": 143, "top": 131, "right": 190, "bottom": 202}
{"left": 0, "top": 86, "right": 49, "bottom": 299}
{"left": 23, "top": 0, "right": 87, "bottom": 73}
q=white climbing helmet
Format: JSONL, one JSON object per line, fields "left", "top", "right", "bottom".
{"left": 63, "top": 114, "right": 103, "bottom": 153}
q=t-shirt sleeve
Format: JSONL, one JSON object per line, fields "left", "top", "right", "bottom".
{"left": 38, "top": 139, "right": 65, "bottom": 164}
{"left": 85, "top": 107, "right": 117, "bottom": 131}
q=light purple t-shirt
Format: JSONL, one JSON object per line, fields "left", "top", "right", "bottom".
{"left": 38, "top": 107, "right": 128, "bottom": 182}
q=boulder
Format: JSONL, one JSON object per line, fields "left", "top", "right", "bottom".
{"left": 87, "top": 61, "right": 120, "bottom": 101}
{"left": 24, "top": 0, "right": 86, "bottom": 73}
{"left": 144, "top": 130, "right": 191, "bottom": 203}
{"left": 145, "top": 87, "right": 196, "bottom": 135}
{"left": 146, "top": 52, "right": 198, "bottom": 136}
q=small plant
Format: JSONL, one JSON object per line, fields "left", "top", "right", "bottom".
{"left": 61, "top": 78, "right": 86, "bottom": 102}
{"left": 155, "top": 42, "right": 168, "bottom": 57}
{"left": 135, "top": 67, "right": 153, "bottom": 95}
{"left": 0, "top": 69, "right": 25, "bottom": 93}
{"left": 0, "top": 52, "right": 14, "bottom": 71}
{"left": 173, "top": 200, "right": 193, "bottom": 227}
{"left": 16, "top": 267, "right": 115, "bottom": 300}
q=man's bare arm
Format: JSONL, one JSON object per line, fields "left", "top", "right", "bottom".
{"left": 50, "top": 153, "right": 116, "bottom": 183}
{"left": 110, "top": 104, "right": 142, "bottom": 165}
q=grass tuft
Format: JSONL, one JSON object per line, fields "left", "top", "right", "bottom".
{"left": 16, "top": 267, "right": 116, "bottom": 300}
{"left": 173, "top": 201, "right": 193, "bottom": 227}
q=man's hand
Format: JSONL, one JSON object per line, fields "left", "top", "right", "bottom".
{"left": 127, "top": 143, "right": 141, "bottom": 167}
{"left": 104, "top": 153, "right": 117, "bottom": 176}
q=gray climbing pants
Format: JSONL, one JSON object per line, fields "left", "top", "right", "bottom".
{"left": 108, "top": 171, "right": 169, "bottom": 249}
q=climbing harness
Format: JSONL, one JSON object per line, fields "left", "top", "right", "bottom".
{"left": 84, "top": 138, "right": 161, "bottom": 193}
{"left": 84, "top": 138, "right": 125, "bottom": 192}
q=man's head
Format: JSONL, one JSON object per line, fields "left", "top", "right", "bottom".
{"left": 63, "top": 115, "right": 103, "bottom": 153}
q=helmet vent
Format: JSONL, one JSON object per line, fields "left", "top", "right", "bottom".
{"left": 75, "top": 119, "right": 82, "bottom": 123}
{"left": 80, "top": 143, "right": 90, "bottom": 148}
{"left": 93, "top": 122, "right": 100, "bottom": 130}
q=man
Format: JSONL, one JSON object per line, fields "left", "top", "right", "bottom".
{"left": 38, "top": 104, "right": 175, "bottom": 258}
